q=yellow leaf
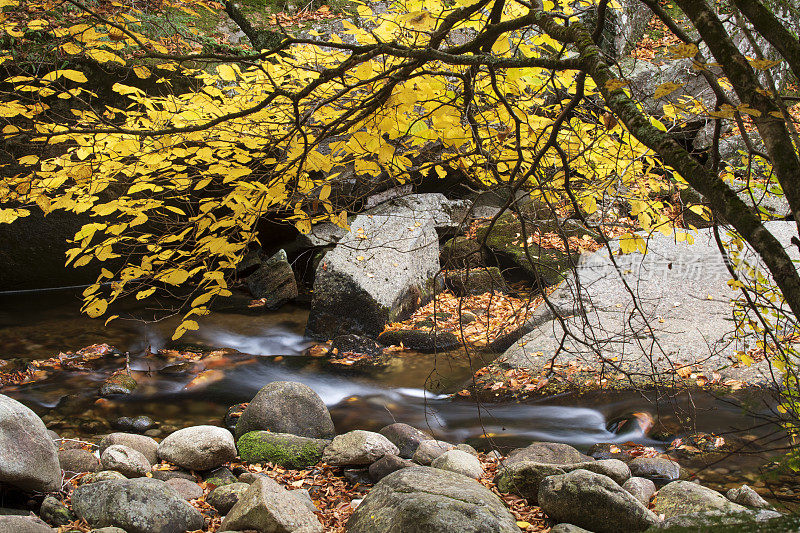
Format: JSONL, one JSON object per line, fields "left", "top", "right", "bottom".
{"left": 319, "top": 183, "right": 331, "bottom": 201}
{"left": 74, "top": 255, "right": 93, "bottom": 268}
{"left": 749, "top": 58, "right": 780, "bottom": 70}
{"left": 653, "top": 82, "right": 685, "bottom": 99}
{"left": 668, "top": 43, "right": 698, "bottom": 59}
{"left": 133, "top": 66, "right": 151, "bottom": 79}
{"left": 295, "top": 218, "right": 311, "bottom": 234}
{"left": 217, "top": 64, "right": 237, "bottom": 81}
{"left": 18, "top": 154, "right": 39, "bottom": 165}
{"left": 60, "top": 42, "right": 82, "bottom": 54}
{"left": 105, "top": 314, "right": 119, "bottom": 326}
{"left": 27, "top": 19, "right": 49, "bottom": 31}
{"left": 191, "top": 292, "right": 214, "bottom": 307}
{"left": 85, "top": 298, "right": 108, "bottom": 318}
{"left": 86, "top": 48, "right": 125, "bottom": 65}
{"left": 136, "top": 287, "right": 156, "bottom": 300}
{"left": 160, "top": 269, "right": 190, "bottom": 285}
{"left": 604, "top": 79, "right": 629, "bottom": 91}
{"left": 181, "top": 319, "right": 199, "bottom": 331}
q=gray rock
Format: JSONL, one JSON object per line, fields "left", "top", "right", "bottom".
{"left": 347, "top": 466, "right": 521, "bottom": 532}
{"left": 562, "top": 459, "right": 630, "bottom": 486}
{"left": 369, "top": 454, "right": 413, "bottom": 482}
{"left": 220, "top": 476, "right": 322, "bottom": 532}
{"left": 165, "top": 477, "right": 203, "bottom": 500}
{"left": 246, "top": 249, "right": 298, "bottom": 309}
{"left": 550, "top": 524, "right": 592, "bottom": 533}
{"left": 99, "top": 433, "right": 159, "bottom": 465}
{"left": 236, "top": 431, "right": 328, "bottom": 468}
{"left": 150, "top": 469, "right": 195, "bottom": 482}
{"left": 101, "top": 445, "right": 151, "bottom": 478}
{"left": 207, "top": 482, "right": 249, "bottom": 515}
{"left": 71, "top": 478, "right": 204, "bottom": 533}
{"left": 0, "top": 394, "right": 62, "bottom": 492}
{"left": 494, "top": 461, "right": 566, "bottom": 502}
{"left": 39, "top": 496, "right": 73, "bottom": 526}
{"left": 157, "top": 425, "right": 236, "bottom": 471}
{"left": 411, "top": 439, "right": 455, "bottom": 465}
{"left": 305, "top": 206, "right": 440, "bottom": 339}
{"left": 0, "top": 515, "right": 54, "bottom": 533}
{"left": 203, "top": 466, "right": 239, "bottom": 487}
{"left": 727, "top": 484, "right": 774, "bottom": 509}
{"left": 628, "top": 457, "right": 680, "bottom": 484}
{"left": 322, "top": 430, "right": 399, "bottom": 466}
{"left": 431, "top": 450, "right": 483, "bottom": 479}
{"left": 538, "top": 469, "right": 660, "bottom": 533}
{"left": 653, "top": 480, "right": 749, "bottom": 518}
{"left": 343, "top": 468, "right": 373, "bottom": 486}
{"left": 504, "top": 441, "right": 590, "bottom": 467}
{"left": 235, "top": 381, "right": 335, "bottom": 439}
{"left": 58, "top": 448, "right": 101, "bottom": 475}
{"left": 455, "top": 443, "right": 479, "bottom": 456}
{"left": 652, "top": 509, "right": 783, "bottom": 529}
{"left": 623, "top": 476, "right": 657, "bottom": 505}
{"left": 378, "top": 423, "right": 430, "bottom": 459}
{"left": 80, "top": 470, "right": 127, "bottom": 484}
{"left": 89, "top": 528, "right": 128, "bottom": 533}
{"left": 297, "top": 221, "right": 349, "bottom": 247}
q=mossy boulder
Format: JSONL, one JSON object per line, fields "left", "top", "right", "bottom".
{"left": 440, "top": 236, "right": 485, "bottom": 269}
{"left": 444, "top": 266, "right": 508, "bottom": 295}
{"left": 236, "top": 431, "right": 329, "bottom": 468}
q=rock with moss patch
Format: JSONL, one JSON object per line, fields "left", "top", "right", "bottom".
{"left": 444, "top": 267, "right": 508, "bottom": 295}
{"left": 440, "top": 236, "right": 485, "bottom": 269}
{"left": 236, "top": 431, "right": 328, "bottom": 468}
{"left": 100, "top": 372, "right": 137, "bottom": 396}
{"left": 653, "top": 480, "right": 748, "bottom": 519}
{"left": 40, "top": 496, "right": 73, "bottom": 526}
{"left": 208, "top": 482, "right": 249, "bottom": 515}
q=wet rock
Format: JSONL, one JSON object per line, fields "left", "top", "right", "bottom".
{"left": 623, "top": 476, "right": 656, "bottom": 505}
{"left": 99, "top": 434, "right": 159, "bottom": 465}
{"left": 305, "top": 207, "right": 440, "bottom": 339}
{"left": 158, "top": 425, "right": 236, "bottom": 471}
{"left": 112, "top": 416, "right": 156, "bottom": 433}
{"left": 411, "top": 439, "right": 455, "bottom": 465}
{"left": 494, "top": 461, "right": 566, "bottom": 502}
{"left": 628, "top": 457, "right": 681, "bottom": 484}
{"left": 378, "top": 423, "right": 430, "bottom": 459}
{"left": 100, "top": 372, "right": 137, "bottom": 396}
{"left": 80, "top": 470, "right": 127, "bottom": 484}
{"left": 369, "top": 454, "right": 413, "bottom": 482}
{"left": 100, "top": 445, "right": 151, "bottom": 478}
{"left": 726, "top": 484, "right": 774, "bottom": 509}
{"left": 40, "top": 496, "right": 73, "bottom": 526}
{"left": 72, "top": 478, "right": 204, "bottom": 533}
{"left": 207, "top": 482, "right": 249, "bottom": 514}
{"left": 431, "top": 449, "right": 483, "bottom": 479}
{"left": 0, "top": 394, "right": 62, "bottom": 492}
{"left": 235, "top": 381, "right": 335, "bottom": 440}
{"left": 538, "top": 469, "right": 660, "bottom": 533}
{"left": 504, "top": 441, "right": 590, "bottom": 467}
{"left": 165, "top": 478, "right": 203, "bottom": 500}
{"left": 330, "top": 334, "right": 384, "bottom": 359}
{"left": 237, "top": 431, "right": 328, "bottom": 468}
{"left": 0, "top": 515, "right": 54, "bottom": 533}
{"left": 58, "top": 448, "right": 101, "bottom": 475}
{"left": 376, "top": 329, "right": 461, "bottom": 352}
{"left": 245, "top": 249, "right": 298, "bottom": 309}
{"left": 203, "top": 466, "right": 238, "bottom": 488}
{"left": 653, "top": 480, "right": 749, "bottom": 518}
{"left": 347, "top": 466, "right": 521, "bottom": 532}
{"left": 322, "top": 430, "right": 399, "bottom": 466}
{"left": 220, "top": 476, "right": 322, "bottom": 532}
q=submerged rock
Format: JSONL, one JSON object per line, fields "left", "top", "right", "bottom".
{"left": 236, "top": 431, "right": 328, "bottom": 468}
{"left": 376, "top": 329, "right": 461, "bottom": 353}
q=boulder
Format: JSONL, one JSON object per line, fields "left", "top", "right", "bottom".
{"left": 100, "top": 445, "right": 151, "bottom": 478}
{"left": 628, "top": 457, "right": 680, "bottom": 484}
{"left": 623, "top": 477, "right": 657, "bottom": 505}
{"left": 71, "top": 478, "right": 204, "bottom": 533}
{"left": 440, "top": 236, "right": 485, "bottom": 270}
{"left": 727, "top": 484, "right": 774, "bottom": 509}
{"left": 369, "top": 454, "right": 413, "bottom": 482}
{"left": 347, "top": 466, "right": 521, "bottom": 532}
{"left": 58, "top": 448, "right": 101, "bottom": 475}
{"left": 99, "top": 433, "right": 159, "bottom": 465}
{"left": 412, "top": 439, "right": 455, "bottom": 465}
{"left": 378, "top": 423, "right": 430, "bottom": 459}
{"left": 220, "top": 476, "right": 322, "bottom": 533}
{"left": 550, "top": 525, "right": 592, "bottom": 533}
{"left": 322, "top": 430, "right": 399, "bottom": 466}
{"left": 652, "top": 509, "right": 783, "bottom": 530}
{"left": 208, "top": 482, "right": 250, "bottom": 515}
{"left": 245, "top": 249, "right": 298, "bottom": 309}
{"left": 164, "top": 478, "right": 203, "bottom": 500}
{"left": 431, "top": 449, "right": 483, "bottom": 479}
{"left": 329, "top": 334, "right": 384, "bottom": 359}
{"left": 235, "top": 381, "right": 335, "bottom": 439}
{"left": 494, "top": 462, "right": 566, "bottom": 502}
{"left": 376, "top": 329, "right": 462, "bottom": 353}
{"left": 0, "top": 515, "right": 55, "bottom": 533}
{"left": 504, "top": 441, "right": 590, "bottom": 467}
{"left": 157, "top": 425, "right": 236, "bottom": 471}
{"left": 236, "top": 431, "right": 328, "bottom": 468}
{"left": 203, "top": 466, "right": 239, "bottom": 487}
{"left": 653, "top": 480, "right": 749, "bottom": 518}
{"left": 80, "top": 471, "right": 127, "bottom": 484}
{"left": 305, "top": 207, "right": 440, "bottom": 339}
{"left": 0, "top": 394, "right": 62, "bottom": 492}
{"left": 39, "top": 496, "right": 73, "bottom": 526}
{"left": 538, "top": 469, "right": 660, "bottom": 533}
{"left": 99, "top": 372, "right": 138, "bottom": 396}
{"left": 563, "top": 459, "right": 630, "bottom": 486}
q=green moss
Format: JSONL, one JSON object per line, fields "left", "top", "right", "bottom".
{"left": 237, "top": 431, "right": 327, "bottom": 468}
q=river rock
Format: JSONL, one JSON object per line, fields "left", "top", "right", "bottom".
{"left": 376, "top": 329, "right": 462, "bottom": 353}
{"left": 305, "top": 206, "right": 440, "bottom": 339}
{"left": 347, "top": 466, "right": 521, "bottom": 532}
{"left": 235, "top": 381, "right": 335, "bottom": 439}
{"left": 653, "top": 480, "right": 749, "bottom": 518}
{"left": 628, "top": 457, "right": 680, "bottom": 484}
{"left": 100, "top": 372, "right": 138, "bottom": 396}
{"left": 550, "top": 525, "right": 592, "bottom": 533}
{"left": 164, "top": 478, "right": 203, "bottom": 500}
{"left": 652, "top": 509, "right": 783, "bottom": 529}
{"left": 40, "top": 496, "right": 73, "bottom": 526}
{"left": 623, "top": 476, "right": 656, "bottom": 505}
{"left": 58, "top": 448, "right": 101, "bottom": 475}
{"left": 150, "top": 469, "right": 195, "bottom": 482}
{"left": 494, "top": 461, "right": 566, "bottom": 502}
{"left": 431, "top": 449, "right": 483, "bottom": 478}
{"left": 504, "top": 441, "right": 590, "bottom": 467}
{"left": 246, "top": 249, "right": 298, "bottom": 309}
{"left": 726, "top": 484, "right": 774, "bottom": 509}
{"left": 330, "top": 334, "right": 384, "bottom": 358}
{"left": 71, "top": 478, "right": 204, "bottom": 533}
{"left": 220, "top": 476, "right": 322, "bottom": 532}
{"left": 208, "top": 482, "right": 249, "bottom": 514}
{"left": 378, "top": 423, "right": 430, "bottom": 459}
{"left": 444, "top": 266, "right": 508, "bottom": 295}
{"left": 411, "top": 439, "right": 455, "bottom": 465}
{"left": 0, "top": 515, "right": 54, "bottom": 533}
{"left": 538, "top": 469, "right": 660, "bottom": 533}
{"left": 562, "top": 459, "right": 630, "bottom": 486}
{"left": 0, "top": 394, "right": 62, "bottom": 492}
{"left": 322, "top": 430, "right": 399, "bottom": 466}
{"left": 368, "top": 454, "right": 413, "bottom": 482}
{"left": 237, "top": 431, "right": 328, "bottom": 468}
{"left": 99, "top": 433, "right": 159, "bottom": 465}
{"left": 157, "top": 425, "right": 235, "bottom": 471}
{"left": 80, "top": 470, "right": 127, "bottom": 484}
{"left": 100, "top": 445, "right": 151, "bottom": 478}
{"left": 203, "top": 466, "right": 238, "bottom": 487}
